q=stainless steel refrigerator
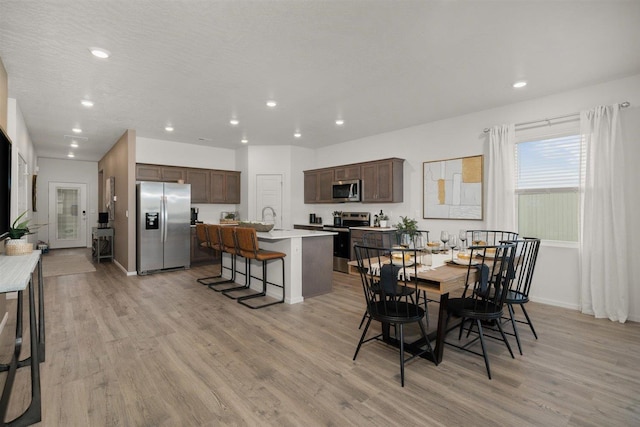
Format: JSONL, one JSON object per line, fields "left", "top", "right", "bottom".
{"left": 137, "top": 182, "right": 191, "bottom": 275}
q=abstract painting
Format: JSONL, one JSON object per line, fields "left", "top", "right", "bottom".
{"left": 423, "top": 155, "right": 483, "bottom": 219}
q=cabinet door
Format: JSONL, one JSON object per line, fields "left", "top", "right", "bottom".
{"left": 162, "top": 166, "right": 186, "bottom": 182}
{"left": 186, "top": 169, "right": 210, "bottom": 203}
{"left": 334, "top": 165, "right": 360, "bottom": 181}
{"left": 209, "top": 171, "right": 226, "bottom": 203}
{"left": 360, "top": 163, "right": 378, "bottom": 202}
{"left": 225, "top": 171, "right": 241, "bottom": 204}
{"left": 136, "top": 164, "right": 162, "bottom": 181}
{"left": 350, "top": 229, "right": 365, "bottom": 260}
{"left": 304, "top": 171, "right": 319, "bottom": 203}
{"left": 375, "top": 161, "right": 394, "bottom": 202}
{"left": 317, "top": 169, "right": 334, "bottom": 202}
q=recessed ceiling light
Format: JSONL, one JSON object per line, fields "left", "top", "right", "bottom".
{"left": 229, "top": 119, "right": 239, "bottom": 126}
{"left": 335, "top": 119, "right": 344, "bottom": 126}
{"left": 294, "top": 132, "right": 302, "bottom": 138}
{"left": 72, "top": 127, "right": 82, "bottom": 133}
{"left": 266, "top": 100, "right": 277, "bottom": 108}
{"left": 513, "top": 81, "right": 527, "bottom": 89}
{"left": 89, "top": 47, "right": 111, "bottom": 59}
{"left": 165, "top": 126, "right": 174, "bottom": 132}
{"left": 241, "top": 138, "right": 248, "bottom": 144}
{"left": 67, "top": 153, "right": 75, "bottom": 158}
{"left": 81, "top": 99, "right": 94, "bottom": 107}
{"left": 70, "top": 142, "right": 79, "bottom": 148}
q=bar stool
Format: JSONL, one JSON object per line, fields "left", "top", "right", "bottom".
{"left": 232, "top": 227, "right": 286, "bottom": 309}
{"left": 197, "top": 224, "right": 230, "bottom": 286}
{"left": 210, "top": 226, "right": 248, "bottom": 293}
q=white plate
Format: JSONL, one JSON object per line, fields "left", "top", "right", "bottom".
{"left": 391, "top": 257, "right": 415, "bottom": 266}
{"left": 452, "top": 257, "right": 478, "bottom": 266}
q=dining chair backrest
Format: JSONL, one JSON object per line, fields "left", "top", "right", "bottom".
{"left": 205, "top": 224, "right": 223, "bottom": 251}
{"left": 234, "top": 227, "right": 260, "bottom": 259}
{"left": 220, "top": 226, "right": 238, "bottom": 254}
{"left": 466, "top": 230, "right": 519, "bottom": 246}
{"left": 195, "top": 223, "right": 208, "bottom": 247}
{"left": 463, "top": 242, "right": 518, "bottom": 312}
{"left": 510, "top": 238, "right": 541, "bottom": 300}
{"left": 353, "top": 244, "right": 422, "bottom": 323}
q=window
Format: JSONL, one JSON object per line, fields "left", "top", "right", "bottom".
{"left": 515, "top": 132, "right": 582, "bottom": 242}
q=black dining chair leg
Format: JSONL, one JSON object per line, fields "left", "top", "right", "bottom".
{"left": 458, "top": 317, "right": 468, "bottom": 340}
{"left": 520, "top": 305, "right": 538, "bottom": 339}
{"left": 353, "top": 317, "right": 373, "bottom": 361}
{"left": 358, "top": 311, "right": 368, "bottom": 330}
{"left": 476, "top": 319, "right": 492, "bottom": 379}
{"left": 399, "top": 323, "right": 405, "bottom": 387}
{"left": 496, "top": 318, "right": 515, "bottom": 359}
{"left": 417, "top": 317, "right": 434, "bottom": 355}
{"left": 507, "top": 304, "right": 523, "bottom": 355}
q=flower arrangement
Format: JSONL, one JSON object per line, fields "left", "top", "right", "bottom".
{"left": 396, "top": 215, "right": 418, "bottom": 236}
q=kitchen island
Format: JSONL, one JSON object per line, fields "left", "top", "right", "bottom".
{"left": 222, "top": 229, "right": 335, "bottom": 304}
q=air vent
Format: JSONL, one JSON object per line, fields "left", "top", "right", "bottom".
{"left": 64, "top": 135, "right": 88, "bottom": 141}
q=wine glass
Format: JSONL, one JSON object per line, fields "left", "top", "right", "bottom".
{"left": 440, "top": 231, "right": 449, "bottom": 252}
{"left": 448, "top": 235, "right": 458, "bottom": 261}
{"left": 459, "top": 229, "right": 467, "bottom": 251}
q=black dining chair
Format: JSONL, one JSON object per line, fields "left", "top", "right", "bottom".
{"left": 466, "top": 230, "right": 519, "bottom": 246}
{"left": 444, "top": 242, "right": 518, "bottom": 379}
{"left": 353, "top": 244, "right": 435, "bottom": 387}
{"left": 357, "top": 233, "right": 422, "bottom": 330}
{"left": 503, "top": 237, "right": 541, "bottom": 354}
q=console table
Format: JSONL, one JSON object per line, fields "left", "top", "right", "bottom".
{"left": 92, "top": 227, "right": 114, "bottom": 262}
{"left": 0, "top": 250, "right": 44, "bottom": 426}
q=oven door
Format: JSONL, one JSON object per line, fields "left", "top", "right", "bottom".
{"left": 324, "top": 226, "right": 351, "bottom": 272}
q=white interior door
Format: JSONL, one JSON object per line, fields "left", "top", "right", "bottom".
{"left": 256, "top": 174, "right": 283, "bottom": 229}
{"left": 48, "top": 182, "right": 87, "bottom": 248}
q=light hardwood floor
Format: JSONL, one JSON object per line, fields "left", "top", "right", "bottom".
{"left": 2, "top": 248, "right": 639, "bottom": 426}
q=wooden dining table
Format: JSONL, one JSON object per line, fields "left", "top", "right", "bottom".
{"left": 348, "top": 252, "right": 473, "bottom": 364}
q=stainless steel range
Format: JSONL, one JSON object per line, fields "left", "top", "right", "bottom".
{"left": 323, "top": 212, "right": 370, "bottom": 273}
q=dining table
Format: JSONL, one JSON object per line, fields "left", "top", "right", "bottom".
{"left": 349, "top": 251, "right": 474, "bottom": 365}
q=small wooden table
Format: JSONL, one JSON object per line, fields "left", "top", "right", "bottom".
{"left": 349, "top": 254, "right": 472, "bottom": 364}
{"left": 0, "top": 250, "right": 44, "bottom": 426}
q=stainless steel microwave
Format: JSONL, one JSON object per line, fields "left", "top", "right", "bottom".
{"left": 332, "top": 180, "right": 361, "bottom": 202}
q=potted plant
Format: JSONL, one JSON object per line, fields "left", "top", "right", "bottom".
{"left": 374, "top": 209, "right": 389, "bottom": 228}
{"left": 396, "top": 215, "right": 418, "bottom": 235}
{"left": 5, "top": 211, "right": 40, "bottom": 255}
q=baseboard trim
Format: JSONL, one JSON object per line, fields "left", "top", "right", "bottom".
{"left": 113, "top": 259, "right": 137, "bottom": 276}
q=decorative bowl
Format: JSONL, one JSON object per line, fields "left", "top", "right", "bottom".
{"left": 237, "top": 221, "right": 274, "bottom": 232}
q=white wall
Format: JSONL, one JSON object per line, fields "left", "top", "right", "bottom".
{"left": 135, "top": 136, "right": 239, "bottom": 223}
{"left": 35, "top": 158, "right": 99, "bottom": 248}
{"left": 6, "top": 99, "right": 37, "bottom": 241}
{"left": 296, "top": 73, "right": 640, "bottom": 320}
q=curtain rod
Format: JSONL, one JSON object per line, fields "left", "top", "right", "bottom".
{"left": 483, "top": 101, "right": 631, "bottom": 133}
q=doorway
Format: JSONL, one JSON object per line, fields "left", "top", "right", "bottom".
{"left": 256, "top": 174, "right": 283, "bottom": 229}
{"left": 48, "top": 182, "right": 87, "bottom": 248}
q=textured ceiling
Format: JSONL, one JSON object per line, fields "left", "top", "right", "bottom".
{"left": 1, "top": 1, "right": 639, "bottom": 161}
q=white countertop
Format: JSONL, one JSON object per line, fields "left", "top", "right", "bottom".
{"left": 257, "top": 229, "right": 336, "bottom": 240}
{"left": 0, "top": 250, "right": 41, "bottom": 293}
{"left": 349, "top": 226, "right": 397, "bottom": 232}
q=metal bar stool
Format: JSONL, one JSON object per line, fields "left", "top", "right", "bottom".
{"left": 232, "top": 227, "right": 286, "bottom": 309}
{"left": 197, "top": 224, "right": 232, "bottom": 286}
{"left": 210, "top": 226, "right": 248, "bottom": 293}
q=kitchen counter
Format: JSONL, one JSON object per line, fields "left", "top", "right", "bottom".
{"left": 349, "top": 226, "right": 397, "bottom": 232}
{"left": 223, "top": 229, "right": 336, "bottom": 304}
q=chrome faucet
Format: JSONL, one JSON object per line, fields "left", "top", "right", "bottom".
{"left": 261, "top": 206, "right": 276, "bottom": 223}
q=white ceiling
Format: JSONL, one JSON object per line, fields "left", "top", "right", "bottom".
{"left": 1, "top": 1, "right": 639, "bottom": 161}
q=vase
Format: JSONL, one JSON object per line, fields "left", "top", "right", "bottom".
{"left": 379, "top": 220, "right": 388, "bottom": 228}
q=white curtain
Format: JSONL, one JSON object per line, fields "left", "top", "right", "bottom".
{"left": 579, "top": 104, "right": 628, "bottom": 323}
{"left": 486, "top": 124, "right": 517, "bottom": 232}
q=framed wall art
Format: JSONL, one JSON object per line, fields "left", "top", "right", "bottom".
{"left": 423, "top": 155, "right": 483, "bottom": 220}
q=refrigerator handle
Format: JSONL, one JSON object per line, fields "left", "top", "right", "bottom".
{"left": 162, "top": 195, "right": 168, "bottom": 242}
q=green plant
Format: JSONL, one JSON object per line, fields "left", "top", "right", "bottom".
{"left": 332, "top": 211, "right": 342, "bottom": 217}
{"left": 396, "top": 215, "right": 418, "bottom": 236}
{"left": 8, "top": 211, "right": 37, "bottom": 239}
{"left": 225, "top": 212, "right": 236, "bottom": 219}
{"left": 377, "top": 210, "right": 389, "bottom": 221}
